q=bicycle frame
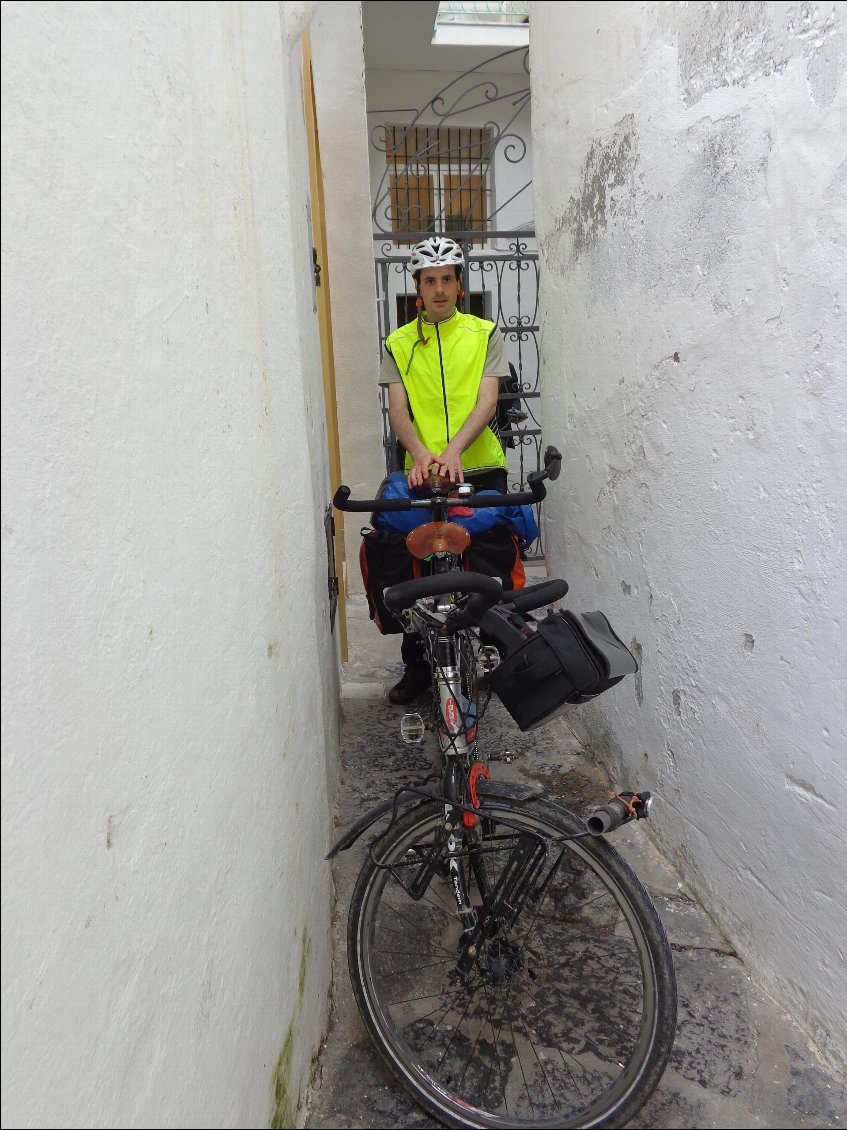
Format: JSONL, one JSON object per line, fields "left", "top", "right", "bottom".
{"left": 329, "top": 450, "right": 678, "bottom": 1129}
{"left": 332, "top": 450, "right": 566, "bottom": 934}
{"left": 330, "top": 456, "right": 563, "bottom": 915}
{"left": 404, "top": 594, "right": 495, "bottom": 945}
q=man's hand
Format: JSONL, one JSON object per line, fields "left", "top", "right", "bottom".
{"left": 435, "top": 442, "right": 465, "bottom": 483}
{"left": 407, "top": 451, "right": 441, "bottom": 489}
{"left": 432, "top": 378, "right": 499, "bottom": 484}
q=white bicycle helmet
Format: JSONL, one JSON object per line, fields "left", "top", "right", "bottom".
{"left": 409, "top": 235, "right": 464, "bottom": 276}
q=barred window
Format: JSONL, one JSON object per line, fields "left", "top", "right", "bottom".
{"left": 385, "top": 124, "right": 493, "bottom": 244}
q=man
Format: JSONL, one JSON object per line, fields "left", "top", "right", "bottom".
{"left": 378, "top": 234, "right": 510, "bottom": 704}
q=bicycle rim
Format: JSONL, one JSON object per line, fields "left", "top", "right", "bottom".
{"left": 348, "top": 797, "right": 677, "bottom": 1129}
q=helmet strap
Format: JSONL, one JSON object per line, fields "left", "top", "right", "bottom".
{"left": 405, "top": 321, "right": 430, "bottom": 375}
{"left": 415, "top": 307, "right": 430, "bottom": 346}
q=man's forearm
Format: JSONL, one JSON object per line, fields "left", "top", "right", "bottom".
{"left": 444, "top": 378, "right": 499, "bottom": 455}
{"left": 389, "top": 404, "right": 427, "bottom": 460}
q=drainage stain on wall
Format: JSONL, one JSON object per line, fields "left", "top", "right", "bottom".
{"left": 298, "top": 928, "right": 312, "bottom": 1000}
{"left": 271, "top": 1025, "right": 296, "bottom": 1130}
{"left": 270, "top": 926, "right": 314, "bottom": 1129}
{"left": 631, "top": 637, "right": 644, "bottom": 707}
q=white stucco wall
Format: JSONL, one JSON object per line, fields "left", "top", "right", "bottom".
{"left": 310, "top": 2, "right": 384, "bottom": 596}
{"left": 531, "top": 1, "right": 846, "bottom": 1067}
{"left": 1, "top": 3, "right": 339, "bottom": 1127}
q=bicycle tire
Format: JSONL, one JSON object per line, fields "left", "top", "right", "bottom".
{"left": 348, "top": 795, "right": 677, "bottom": 1129}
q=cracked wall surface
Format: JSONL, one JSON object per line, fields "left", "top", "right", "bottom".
{"left": 531, "top": 0, "right": 846, "bottom": 1069}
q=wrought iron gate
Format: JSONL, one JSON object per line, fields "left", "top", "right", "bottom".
{"left": 368, "top": 47, "right": 544, "bottom": 530}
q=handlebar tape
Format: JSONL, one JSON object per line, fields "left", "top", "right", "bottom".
{"left": 333, "top": 474, "right": 547, "bottom": 513}
{"left": 504, "top": 578, "right": 569, "bottom": 612}
{"left": 332, "top": 485, "right": 410, "bottom": 512}
{"left": 384, "top": 571, "right": 502, "bottom": 613}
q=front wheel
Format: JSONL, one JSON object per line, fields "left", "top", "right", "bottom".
{"left": 348, "top": 796, "right": 677, "bottom": 1129}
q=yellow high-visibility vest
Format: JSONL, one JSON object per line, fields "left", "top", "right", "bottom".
{"left": 385, "top": 311, "right": 507, "bottom": 474}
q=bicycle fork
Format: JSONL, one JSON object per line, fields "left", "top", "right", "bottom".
{"left": 433, "top": 634, "right": 549, "bottom": 980}
{"left": 433, "top": 633, "right": 481, "bottom": 938}
{"left": 455, "top": 829, "right": 549, "bottom": 980}
{"left": 417, "top": 633, "right": 553, "bottom": 980}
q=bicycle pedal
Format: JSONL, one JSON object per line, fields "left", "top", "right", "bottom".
{"left": 400, "top": 713, "right": 425, "bottom": 744}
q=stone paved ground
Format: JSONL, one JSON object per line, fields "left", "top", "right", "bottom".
{"left": 304, "top": 598, "right": 845, "bottom": 1129}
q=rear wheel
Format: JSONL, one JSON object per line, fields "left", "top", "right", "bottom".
{"left": 348, "top": 796, "right": 676, "bottom": 1129}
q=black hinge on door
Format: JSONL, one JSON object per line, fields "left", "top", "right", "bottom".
{"left": 313, "top": 247, "right": 322, "bottom": 287}
{"left": 324, "top": 504, "right": 338, "bottom": 630}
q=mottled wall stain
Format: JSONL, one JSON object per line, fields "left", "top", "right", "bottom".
{"left": 673, "top": 115, "right": 772, "bottom": 296}
{"left": 667, "top": 1, "right": 788, "bottom": 107}
{"left": 787, "top": 2, "right": 847, "bottom": 109}
{"left": 543, "top": 114, "right": 639, "bottom": 271}
{"left": 545, "top": 108, "right": 772, "bottom": 310}
{"left": 665, "top": 1, "right": 846, "bottom": 111}
{"left": 567, "top": 114, "right": 638, "bottom": 260}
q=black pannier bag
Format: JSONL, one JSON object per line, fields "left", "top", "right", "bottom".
{"left": 480, "top": 605, "right": 638, "bottom": 732}
{"left": 359, "top": 528, "right": 422, "bottom": 634}
{"left": 464, "top": 524, "right": 526, "bottom": 591}
{"left": 361, "top": 523, "right": 527, "bottom": 634}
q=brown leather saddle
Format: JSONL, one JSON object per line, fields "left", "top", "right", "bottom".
{"left": 406, "top": 520, "right": 471, "bottom": 560}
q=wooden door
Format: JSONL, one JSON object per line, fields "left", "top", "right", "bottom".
{"left": 302, "top": 31, "right": 348, "bottom": 659}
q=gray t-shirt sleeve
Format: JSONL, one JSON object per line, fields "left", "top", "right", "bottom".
{"left": 482, "top": 326, "right": 510, "bottom": 381}
{"left": 378, "top": 347, "right": 403, "bottom": 386}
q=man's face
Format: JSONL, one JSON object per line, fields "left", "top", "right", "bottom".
{"left": 417, "top": 268, "right": 460, "bottom": 323}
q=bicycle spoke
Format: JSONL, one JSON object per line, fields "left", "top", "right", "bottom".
{"left": 350, "top": 798, "right": 676, "bottom": 1128}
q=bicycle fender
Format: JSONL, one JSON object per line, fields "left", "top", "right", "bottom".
{"left": 478, "top": 783, "right": 591, "bottom": 833}
{"left": 476, "top": 779, "right": 545, "bottom": 802}
{"left": 326, "top": 781, "right": 544, "bottom": 860}
{"left": 326, "top": 789, "right": 438, "bottom": 859}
